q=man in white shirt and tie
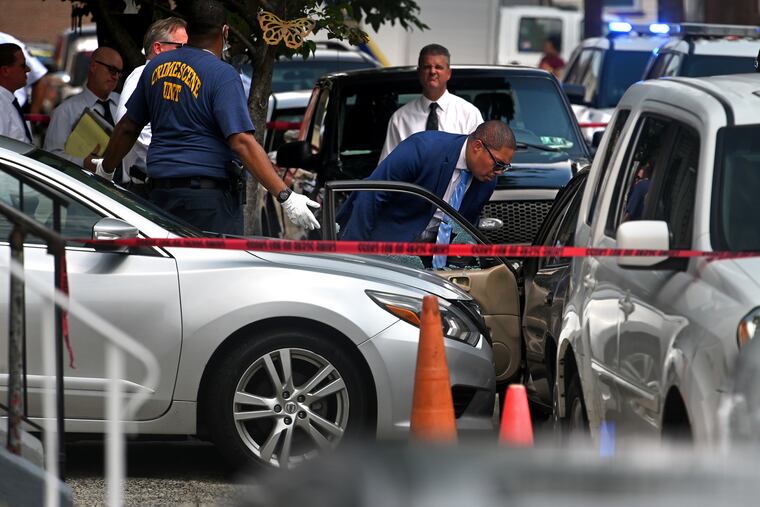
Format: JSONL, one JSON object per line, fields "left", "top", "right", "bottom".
{"left": 379, "top": 44, "right": 483, "bottom": 162}
{"left": 0, "top": 43, "right": 33, "bottom": 143}
{"left": 116, "top": 17, "right": 188, "bottom": 192}
{"left": 44, "top": 47, "right": 123, "bottom": 175}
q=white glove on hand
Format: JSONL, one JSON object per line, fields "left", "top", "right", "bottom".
{"left": 93, "top": 158, "right": 113, "bottom": 181}
{"left": 281, "top": 192, "right": 321, "bottom": 230}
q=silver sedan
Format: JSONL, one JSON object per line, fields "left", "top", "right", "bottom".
{"left": 0, "top": 137, "right": 495, "bottom": 469}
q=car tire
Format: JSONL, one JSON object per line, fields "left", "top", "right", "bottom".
{"left": 205, "top": 328, "right": 372, "bottom": 469}
{"left": 553, "top": 369, "right": 589, "bottom": 443}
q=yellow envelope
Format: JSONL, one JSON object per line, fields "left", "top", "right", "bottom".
{"left": 63, "top": 107, "right": 113, "bottom": 158}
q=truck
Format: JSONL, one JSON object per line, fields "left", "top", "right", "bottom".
{"left": 364, "top": 3, "right": 583, "bottom": 67}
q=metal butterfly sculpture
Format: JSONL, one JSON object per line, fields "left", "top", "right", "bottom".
{"left": 257, "top": 10, "right": 315, "bottom": 49}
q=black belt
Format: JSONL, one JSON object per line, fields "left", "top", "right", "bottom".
{"left": 151, "top": 177, "right": 228, "bottom": 190}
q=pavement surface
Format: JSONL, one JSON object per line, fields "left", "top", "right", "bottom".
{"left": 65, "top": 439, "right": 259, "bottom": 506}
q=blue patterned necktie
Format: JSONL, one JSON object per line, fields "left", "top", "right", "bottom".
{"left": 433, "top": 170, "right": 471, "bottom": 269}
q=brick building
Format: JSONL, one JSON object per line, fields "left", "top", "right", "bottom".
{"left": 0, "top": 0, "right": 88, "bottom": 44}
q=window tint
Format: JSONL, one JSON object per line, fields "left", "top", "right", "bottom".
{"left": 681, "top": 55, "right": 755, "bottom": 78}
{"left": 543, "top": 179, "right": 584, "bottom": 266}
{"left": 645, "top": 53, "right": 672, "bottom": 79}
{"left": 309, "top": 89, "right": 330, "bottom": 155}
{"left": 0, "top": 164, "right": 103, "bottom": 245}
{"left": 598, "top": 50, "right": 652, "bottom": 108}
{"left": 587, "top": 109, "right": 630, "bottom": 224}
{"left": 605, "top": 115, "right": 671, "bottom": 236}
{"left": 518, "top": 17, "right": 563, "bottom": 53}
{"left": 648, "top": 128, "right": 699, "bottom": 249}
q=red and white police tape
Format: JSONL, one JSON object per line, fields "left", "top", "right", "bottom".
{"left": 74, "top": 237, "right": 760, "bottom": 260}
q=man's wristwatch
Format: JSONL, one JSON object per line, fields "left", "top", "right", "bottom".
{"left": 276, "top": 188, "right": 292, "bottom": 203}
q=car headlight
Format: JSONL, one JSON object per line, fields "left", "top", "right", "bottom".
{"left": 366, "top": 290, "right": 482, "bottom": 346}
{"left": 737, "top": 307, "right": 760, "bottom": 347}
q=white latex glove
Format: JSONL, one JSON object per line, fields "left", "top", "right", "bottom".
{"left": 92, "top": 158, "right": 113, "bottom": 181}
{"left": 281, "top": 192, "right": 321, "bottom": 230}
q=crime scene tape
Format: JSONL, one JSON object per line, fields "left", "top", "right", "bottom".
{"left": 75, "top": 237, "right": 760, "bottom": 260}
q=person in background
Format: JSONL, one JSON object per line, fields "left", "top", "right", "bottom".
{"left": 0, "top": 43, "right": 32, "bottom": 142}
{"left": 379, "top": 43, "right": 483, "bottom": 162}
{"left": 0, "top": 31, "right": 49, "bottom": 114}
{"left": 115, "top": 17, "right": 188, "bottom": 192}
{"left": 538, "top": 36, "right": 565, "bottom": 78}
{"left": 97, "top": 0, "right": 319, "bottom": 235}
{"left": 44, "top": 47, "right": 123, "bottom": 174}
{"left": 623, "top": 161, "right": 652, "bottom": 222}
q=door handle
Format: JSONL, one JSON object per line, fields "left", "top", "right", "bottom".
{"left": 583, "top": 273, "right": 596, "bottom": 289}
{"left": 449, "top": 276, "right": 471, "bottom": 291}
{"left": 618, "top": 293, "right": 635, "bottom": 317}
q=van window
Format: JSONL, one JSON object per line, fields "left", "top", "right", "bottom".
{"left": 587, "top": 109, "right": 630, "bottom": 225}
{"left": 518, "top": 17, "right": 563, "bottom": 53}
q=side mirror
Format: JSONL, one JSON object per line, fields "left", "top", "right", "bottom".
{"left": 562, "top": 82, "right": 587, "bottom": 105}
{"left": 92, "top": 217, "right": 138, "bottom": 252}
{"left": 616, "top": 220, "right": 669, "bottom": 268}
{"left": 276, "top": 140, "right": 314, "bottom": 169}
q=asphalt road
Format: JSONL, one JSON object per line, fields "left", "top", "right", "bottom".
{"left": 65, "top": 439, "right": 260, "bottom": 506}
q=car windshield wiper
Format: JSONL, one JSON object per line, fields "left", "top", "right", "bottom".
{"left": 516, "top": 142, "right": 561, "bottom": 152}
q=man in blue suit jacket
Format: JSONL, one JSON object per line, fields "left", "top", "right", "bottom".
{"left": 337, "top": 120, "right": 516, "bottom": 242}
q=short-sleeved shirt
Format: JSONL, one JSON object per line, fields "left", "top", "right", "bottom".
{"left": 126, "top": 46, "right": 253, "bottom": 180}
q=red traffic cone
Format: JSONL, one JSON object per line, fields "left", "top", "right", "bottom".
{"left": 499, "top": 384, "right": 533, "bottom": 446}
{"left": 409, "top": 296, "right": 457, "bottom": 442}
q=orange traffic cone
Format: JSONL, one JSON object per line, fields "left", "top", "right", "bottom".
{"left": 409, "top": 296, "right": 457, "bottom": 442}
{"left": 499, "top": 384, "right": 533, "bottom": 446}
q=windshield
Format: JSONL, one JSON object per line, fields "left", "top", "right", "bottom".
{"left": 241, "top": 57, "right": 378, "bottom": 94}
{"left": 682, "top": 55, "right": 756, "bottom": 78}
{"left": 715, "top": 125, "right": 760, "bottom": 251}
{"left": 334, "top": 74, "right": 586, "bottom": 180}
{"left": 26, "top": 149, "right": 206, "bottom": 237}
{"left": 599, "top": 50, "right": 652, "bottom": 108}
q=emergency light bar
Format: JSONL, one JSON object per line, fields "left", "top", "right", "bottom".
{"left": 607, "top": 22, "right": 672, "bottom": 37}
{"left": 673, "top": 23, "right": 760, "bottom": 39}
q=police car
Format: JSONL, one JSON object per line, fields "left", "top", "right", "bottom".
{"left": 561, "top": 22, "right": 669, "bottom": 143}
{"left": 643, "top": 23, "right": 760, "bottom": 80}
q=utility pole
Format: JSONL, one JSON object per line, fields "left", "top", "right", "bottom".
{"left": 584, "top": 0, "right": 603, "bottom": 38}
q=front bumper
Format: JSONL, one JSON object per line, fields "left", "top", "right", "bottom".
{"left": 359, "top": 320, "right": 496, "bottom": 440}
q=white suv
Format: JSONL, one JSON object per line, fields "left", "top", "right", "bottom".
{"left": 555, "top": 73, "right": 760, "bottom": 445}
{"left": 562, "top": 25, "right": 668, "bottom": 142}
{"left": 643, "top": 23, "right": 760, "bottom": 80}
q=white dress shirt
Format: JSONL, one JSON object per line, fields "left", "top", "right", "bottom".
{"left": 0, "top": 32, "right": 48, "bottom": 107}
{"left": 380, "top": 89, "right": 483, "bottom": 161}
{"left": 0, "top": 85, "right": 32, "bottom": 142}
{"left": 116, "top": 63, "right": 150, "bottom": 182}
{"left": 44, "top": 87, "right": 120, "bottom": 170}
{"left": 423, "top": 141, "right": 472, "bottom": 238}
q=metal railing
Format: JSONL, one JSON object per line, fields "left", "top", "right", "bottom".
{"left": 1, "top": 198, "right": 160, "bottom": 506}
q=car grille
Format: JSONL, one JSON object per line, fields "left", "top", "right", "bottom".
{"left": 479, "top": 200, "right": 554, "bottom": 244}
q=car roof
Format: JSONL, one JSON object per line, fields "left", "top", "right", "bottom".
{"left": 318, "top": 64, "right": 555, "bottom": 82}
{"left": 658, "top": 37, "right": 760, "bottom": 57}
{"left": 579, "top": 34, "right": 668, "bottom": 51}
{"left": 623, "top": 73, "right": 760, "bottom": 126}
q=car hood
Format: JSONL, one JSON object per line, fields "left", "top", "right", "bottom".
{"left": 496, "top": 158, "right": 581, "bottom": 190}
{"left": 249, "top": 251, "right": 470, "bottom": 301}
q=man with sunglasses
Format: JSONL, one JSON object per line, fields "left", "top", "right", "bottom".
{"left": 44, "top": 46, "right": 123, "bottom": 173}
{"left": 338, "top": 120, "right": 516, "bottom": 248}
{"left": 96, "top": 0, "right": 319, "bottom": 235}
{"left": 115, "top": 17, "right": 188, "bottom": 193}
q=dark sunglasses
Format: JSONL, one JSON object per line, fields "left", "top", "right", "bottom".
{"left": 476, "top": 138, "right": 512, "bottom": 173}
{"left": 93, "top": 60, "right": 123, "bottom": 77}
{"left": 159, "top": 41, "right": 185, "bottom": 48}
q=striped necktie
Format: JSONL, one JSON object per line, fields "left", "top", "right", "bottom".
{"left": 432, "top": 170, "right": 471, "bottom": 269}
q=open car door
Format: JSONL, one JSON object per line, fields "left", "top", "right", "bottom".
{"left": 323, "top": 181, "right": 523, "bottom": 385}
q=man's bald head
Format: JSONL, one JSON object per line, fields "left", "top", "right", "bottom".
{"left": 87, "top": 47, "right": 123, "bottom": 99}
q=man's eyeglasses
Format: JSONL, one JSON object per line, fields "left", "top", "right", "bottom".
{"left": 159, "top": 41, "right": 185, "bottom": 48}
{"left": 476, "top": 138, "right": 512, "bottom": 173}
{"left": 93, "top": 60, "right": 123, "bottom": 77}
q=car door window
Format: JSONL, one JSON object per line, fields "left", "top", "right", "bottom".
{"left": 645, "top": 53, "right": 671, "bottom": 79}
{"left": 581, "top": 50, "right": 603, "bottom": 104}
{"left": 587, "top": 109, "right": 630, "bottom": 225}
{"left": 645, "top": 127, "right": 699, "bottom": 249}
{"left": 565, "top": 48, "right": 593, "bottom": 84}
{"left": 518, "top": 17, "right": 562, "bottom": 53}
{"left": 605, "top": 115, "right": 673, "bottom": 237}
{"left": 0, "top": 164, "right": 103, "bottom": 245}
{"left": 662, "top": 53, "right": 683, "bottom": 77}
{"left": 542, "top": 179, "right": 584, "bottom": 267}
{"left": 308, "top": 88, "right": 330, "bottom": 154}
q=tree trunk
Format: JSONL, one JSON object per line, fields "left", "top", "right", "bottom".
{"left": 658, "top": 0, "right": 685, "bottom": 23}
{"left": 584, "top": 0, "right": 603, "bottom": 38}
{"left": 89, "top": 0, "right": 145, "bottom": 71}
{"left": 243, "top": 42, "right": 278, "bottom": 235}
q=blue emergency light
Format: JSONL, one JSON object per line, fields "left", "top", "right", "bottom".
{"left": 608, "top": 22, "right": 633, "bottom": 33}
{"left": 649, "top": 23, "right": 671, "bottom": 34}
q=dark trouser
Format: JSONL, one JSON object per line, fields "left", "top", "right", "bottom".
{"left": 149, "top": 186, "right": 243, "bottom": 235}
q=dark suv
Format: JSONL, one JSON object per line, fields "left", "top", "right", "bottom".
{"left": 277, "top": 65, "right": 590, "bottom": 244}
